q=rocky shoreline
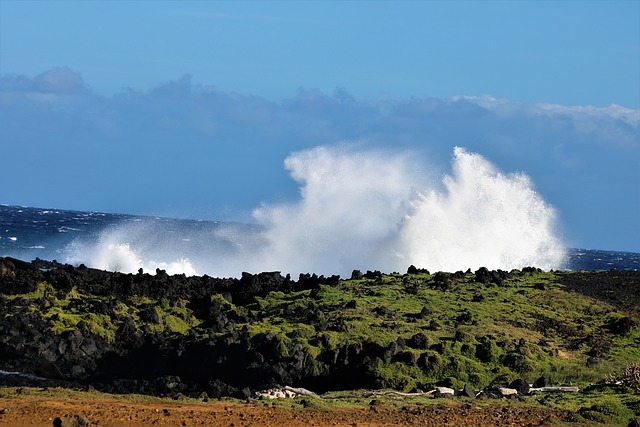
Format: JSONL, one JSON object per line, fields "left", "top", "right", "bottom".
{"left": 1, "top": 257, "right": 638, "bottom": 403}
{"left": 0, "top": 257, "right": 324, "bottom": 398}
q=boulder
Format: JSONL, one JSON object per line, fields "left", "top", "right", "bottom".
{"left": 532, "top": 375, "right": 548, "bottom": 388}
{"left": 461, "top": 384, "right": 476, "bottom": 398}
{"left": 509, "top": 379, "right": 530, "bottom": 395}
{"left": 391, "top": 351, "right": 417, "bottom": 366}
{"left": 408, "top": 333, "right": 429, "bottom": 350}
{"left": 434, "top": 387, "right": 455, "bottom": 398}
{"left": 499, "top": 387, "right": 518, "bottom": 397}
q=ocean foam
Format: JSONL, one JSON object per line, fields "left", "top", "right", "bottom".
{"left": 63, "top": 227, "right": 199, "bottom": 276}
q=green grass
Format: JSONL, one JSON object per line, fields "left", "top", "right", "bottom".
{"left": 3, "top": 270, "right": 640, "bottom": 424}
{"left": 220, "top": 269, "right": 640, "bottom": 405}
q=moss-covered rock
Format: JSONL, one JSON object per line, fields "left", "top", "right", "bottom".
{"left": 1, "top": 256, "right": 639, "bottom": 416}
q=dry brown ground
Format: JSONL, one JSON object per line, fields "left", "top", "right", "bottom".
{"left": 0, "top": 387, "right": 579, "bottom": 427}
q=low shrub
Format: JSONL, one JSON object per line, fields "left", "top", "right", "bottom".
{"left": 578, "top": 396, "right": 634, "bottom": 425}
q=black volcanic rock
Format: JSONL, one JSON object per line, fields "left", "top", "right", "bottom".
{"left": 1, "top": 257, "right": 639, "bottom": 399}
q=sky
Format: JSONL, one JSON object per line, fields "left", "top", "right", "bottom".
{"left": 0, "top": 0, "right": 639, "bottom": 253}
{"left": 1, "top": 1, "right": 639, "bottom": 107}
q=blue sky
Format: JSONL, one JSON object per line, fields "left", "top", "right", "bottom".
{"left": 2, "top": 1, "right": 639, "bottom": 107}
{"left": 1, "top": 0, "right": 639, "bottom": 253}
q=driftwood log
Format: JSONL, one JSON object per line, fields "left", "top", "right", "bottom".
{"left": 257, "top": 384, "right": 580, "bottom": 400}
{"left": 529, "top": 386, "right": 580, "bottom": 393}
{"left": 284, "top": 386, "right": 319, "bottom": 397}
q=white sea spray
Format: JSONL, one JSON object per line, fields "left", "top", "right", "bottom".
{"left": 62, "top": 145, "right": 566, "bottom": 277}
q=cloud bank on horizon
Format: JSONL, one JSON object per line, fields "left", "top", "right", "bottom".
{"left": 1, "top": 68, "right": 639, "bottom": 253}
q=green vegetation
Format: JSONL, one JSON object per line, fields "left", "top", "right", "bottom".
{"left": 2, "top": 268, "right": 639, "bottom": 424}
{"left": 238, "top": 270, "right": 639, "bottom": 390}
{"left": 3, "top": 283, "right": 202, "bottom": 342}
{"left": 238, "top": 269, "right": 639, "bottom": 424}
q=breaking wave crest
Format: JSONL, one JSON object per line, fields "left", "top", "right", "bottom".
{"left": 63, "top": 146, "right": 566, "bottom": 277}
{"left": 396, "top": 148, "right": 565, "bottom": 272}
{"left": 64, "top": 230, "right": 198, "bottom": 276}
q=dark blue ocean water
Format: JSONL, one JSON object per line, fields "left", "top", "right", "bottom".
{"left": 1, "top": 204, "right": 638, "bottom": 274}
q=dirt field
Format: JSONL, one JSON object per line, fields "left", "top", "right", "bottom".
{"left": 0, "top": 387, "right": 575, "bottom": 427}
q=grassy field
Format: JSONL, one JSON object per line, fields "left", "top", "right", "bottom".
{"left": 2, "top": 267, "right": 639, "bottom": 425}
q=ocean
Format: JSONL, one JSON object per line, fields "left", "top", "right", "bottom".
{"left": 1, "top": 204, "right": 638, "bottom": 277}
